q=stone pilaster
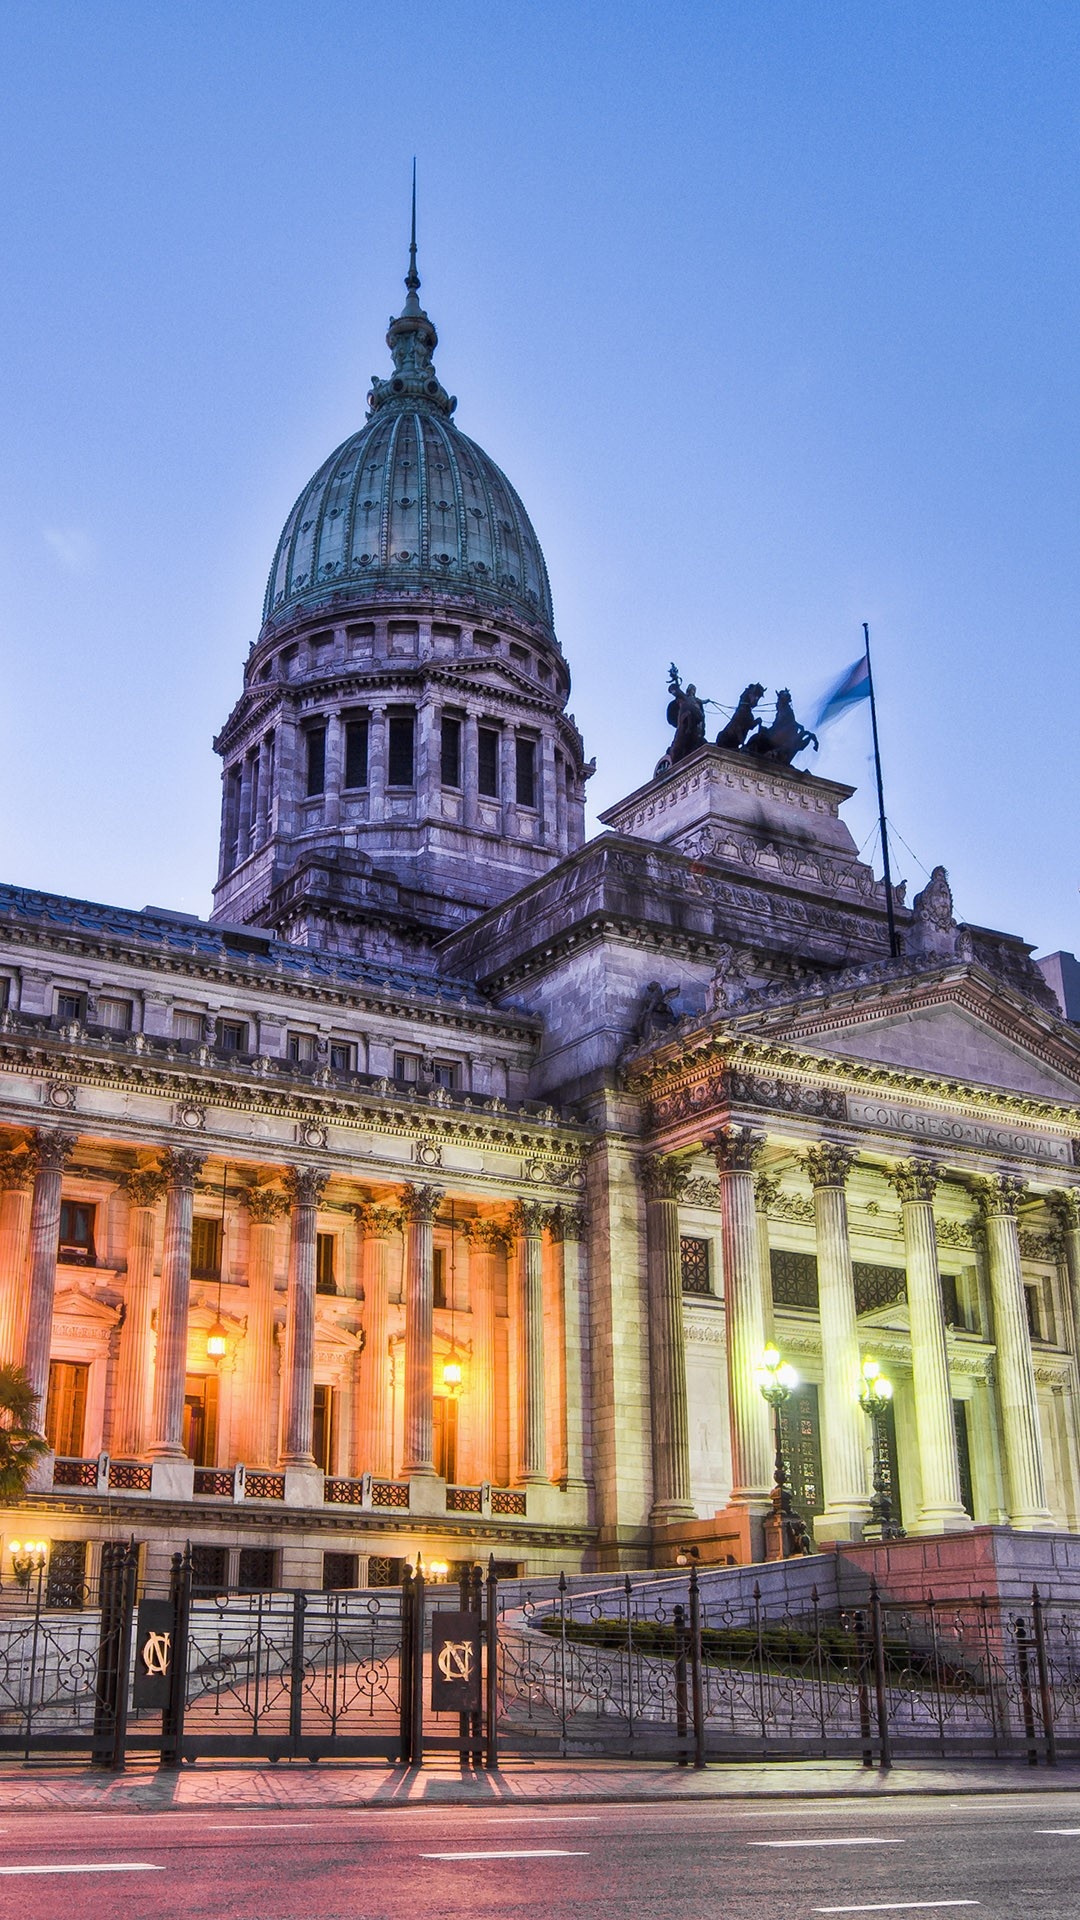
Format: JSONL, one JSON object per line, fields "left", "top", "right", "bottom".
{"left": 112, "top": 1166, "right": 168, "bottom": 1458}
{"left": 713, "top": 1128, "right": 773, "bottom": 1554}
{"left": 148, "top": 1148, "right": 206, "bottom": 1458}
{"left": 401, "top": 1183, "right": 443, "bottom": 1477}
{"left": 886, "top": 1160, "right": 971, "bottom": 1533}
{"left": 463, "top": 1219, "right": 507, "bottom": 1486}
{"left": 355, "top": 1202, "right": 400, "bottom": 1477}
{"left": 512, "top": 1200, "right": 548, "bottom": 1484}
{"left": 805, "top": 1143, "right": 871, "bottom": 1540}
{"left": 1049, "top": 1190, "right": 1080, "bottom": 1364}
{"left": 0, "top": 1147, "right": 36, "bottom": 1368}
{"left": 279, "top": 1166, "right": 328, "bottom": 1468}
{"left": 242, "top": 1183, "right": 288, "bottom": 1468}
{"left": 754, "top": 1170, "right": 781, "bottom": 1345}
{"left": 22, "top": 1130, "right": 77, "bottom": 1430}
{"left": 549, "top": 1205, "right": 590, "bottom": 1493}
{"left": 975, "top": 1175, "right": 1052, "bottom": 1529}
{"left": 640, "top": 1155, "right": 695, "bottom": 1522}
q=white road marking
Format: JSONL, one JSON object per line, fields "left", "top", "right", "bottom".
{"left": 752, "top": 1837, "right": 904, "bottom": 1848}
{"left": 0, "top": 1863, "right": 164, "bottom": 1876}
{"left": 420, "top": 1848, "right": 590, "bottom": 1859}
{"left": 205, "top": 1822, "right": 315, "bottom": 1829}
{"left": 812, "top": 1905, "right": 980, "bottom": 1915}
{"left": 1036, "top": 1827, "right": 1080, "bottom": 1833}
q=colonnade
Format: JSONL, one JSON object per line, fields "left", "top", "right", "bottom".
{"left": 643, "top": 1129, "right": 1070, "bottom": 1540}
{"left": 0, "top": 1131, "right": 586, "bottom": 1495}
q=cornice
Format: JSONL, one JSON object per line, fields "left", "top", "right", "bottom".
{"left": 22, "top": 1490, "right": 595, "bottom": 1547}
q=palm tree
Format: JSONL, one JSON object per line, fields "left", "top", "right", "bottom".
{"left": 0, "top": 1366, "right": 49, "bottom": 1500}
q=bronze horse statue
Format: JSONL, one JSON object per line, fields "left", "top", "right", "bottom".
{"left": 715, "top": 683, "right": 765, "bottom": 751}
{"left": 745, "top": 689, "right": 819, "bottom": 765}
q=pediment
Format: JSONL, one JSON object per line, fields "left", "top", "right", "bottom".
{"left": 775, "top": 991, "right": 1080, "bottom": 1102}
{"left": 53, "top": 1285, "right": 121, "bottom": 1328}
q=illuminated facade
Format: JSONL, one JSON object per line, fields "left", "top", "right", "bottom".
{"left": 1, "top": 243, "right": 1079, "bottom": 1597}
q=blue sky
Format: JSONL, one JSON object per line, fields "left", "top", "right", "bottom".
{"left": 1, "top": 2, "right": 1078, "bottom": 956}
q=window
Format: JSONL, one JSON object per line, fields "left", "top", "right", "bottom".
{"left": 770, "top": 1249, "right": 819, "bottom": 1311}
{"left": 183, "top": 1375, "right": 219, "bottom": 1468}
{"left": 433, "top": 1395, "right": 458, "bottom": 1482}
{"left": 432, "top": 1059, "right": 458, "bottom": 1091}
{"left": 441, "top": 715, "right": 462, "bottom": 787}
{"left": 0, "top": 978, "right": 9, "bottom": 1012}
{"left": 46, "top": 1539, "right": 88, "bottom": 1611}
{"left": 515, "top": 737, "right": 537, "bottom": 807}
{"left": 191, "top": 1217, "right": 223, "bottom": 1280}
{"left": 190, "top": 1544, "right": 228, "bottom": 1597}
{"left": 953, "top": 1401, "right": 975, "bottom": 1519}
{"left": 344, "top": 717, "right": 369, "bottom": 788}
{"left": 96, "top": 996, "right": 132, "bottom": 1032}
{"left": 312, "top": 1383, "right": 336, "bottom": 1472}
{"left": 45, "top": 1361, "right": 88, "bottom": 1457}
{"left": 55, "top": 991, "right": 86, "bottom": 1023}
{"left": 433, "top": 1246, "right": 448, "bottom": 1309}
{"left": 478, "top": 727, "right": 499, "bottom": 797}
{"left": 680, "top": 1237, "right": 711, "bottom": 1296}
{"left": 59, "top": 1201, "right": 95, "bottom": 1266}
{"left": 305, "top": 727, "right": 326, "bottom": 797}
{"left": 288, "top": 1031, "right": 317, "bottom": 1064}
{"left": 940, "top": 1273, "right": 965, "bottom": 1330}
{"left": 238, "top": 1548, "right": 276, "bottom": 1592}
{"left": 216, "top": 1018, "right": 248, "bottom": 1054}
{"left": 174, "top": 1009, "right": 204, "bottom": 1043}
{"left": 316, "top": 1232, "right": 337, "bottom": 1295}
{"left": 388, "top": 714, "right": 415, "bottom": 786}
{"left": 1025, "top": 1284, "right": 1042, "bottom": 1340}
{"left": 323, "top": 1551, "right": 359, "bottom": 1590}
{"left": 509, "top": 643, "right": 529, "bottom": 666}
{"left": 394, "top": 1051, "right": 420, "bottom": 1085}
{"left": 329, "top": 1040, "right": 354, "bottom": 1072}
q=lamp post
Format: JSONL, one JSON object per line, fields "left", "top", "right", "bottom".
{"left": 8, "top": 1539, "right": 47, "bottom": 1593}
{"left": 755, "top": 1346, "right": 812, "bottom": 1559}
{"left": 860, "top": 1358, "right": 905, "bottom": 1541}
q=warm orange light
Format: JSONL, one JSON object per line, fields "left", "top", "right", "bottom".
{"left": 206, "top": 1322, "right": 227, "bottom": 1359}
{"left": 442, "top": 1358, "right": 463, "bottom": 1390}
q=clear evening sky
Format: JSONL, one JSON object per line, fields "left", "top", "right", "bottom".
{"left": 1, "top": 3, "right": 1077, "bottom": 958}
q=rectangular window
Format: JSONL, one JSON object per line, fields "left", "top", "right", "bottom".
{"left": 191, "top": 1216, "right": 223, "bottom": 1280}
{"left": 305, "top": 727, "right": 326, "bottom": 797}
{"left": 344, "top": 717, "right": 369, "bottom": 788}
{"left": 778, "top": 1382, "right": 823, "bottom": 1520}
{"left": 46, "top": 1539, "right": 88, "bottom": 1610}
{"left": 288, "top": 1032, "right": 317, "bottom": 1064}
{"left": 323, "top": 1550, "right": 359, "bottom": 1591}
{"left": 433, "top": 1246, "right": 448, "bottom": 1309}
{"left": 509, "top": 643, "right": 529, "bottom": 665}
{"left": 96, "top": 996, "right": 132, "bottom": 1031}
{"left": 316, "top": 1232, "right": 337, "bottom": 1295}
{"left": 477, "top": 727, "right": 499, "bottom": 797}
{"left": 45, "top": 1360, "right": 89, "bottom": 1457}
{"left": 216, "top": 1018, "right": 248, "bottom": 1054}
{"left": 174, "top": 1009, "right": 204, "bottom": 1043}
{"left": 387, "top": 714, "right": 415, "bottom": 786}
{"left": 433, "top": 1395, "right": 458, "bottom": 1482}
{"left": 940, "top": 1272, "right": 964, "bottom": 1330}
{"left": 770, "top": 1249, "right": 819, "bottom": 1311}
{"left": 1025, "top": 1284, "right": 1041, "bottom": 1340}
{"left": 0, "top": 979, "right": 9, "bottom": 1012}
{"left": 441, "top": 715, "right": 462, "bottom": 787}
{"left": 329, "top": 1040, "right": 354, "bottom": 1072}
{"left": 190, "top": 1544, "right": 229, "bottom": 1597}
{"left": 238, "top": 1547, "right": 276, "bottom": 1592}
{"left": 312, "top": 1383, "right": 335, "bottom": 1473}
{"left": 183, "top": 1375, "right": 219, "bottom": 1469}
{"left": 680, "top": 1237, "right": 711, "bottom": 1296}
{"left": 515, "top": 737, "right": 537, "bottom": 807}
{"left": 432, "top": 1059, "right": 458, "bottom": 1091}
{"left": 394, "top": 1051, "right": 420, "bottom": 1084}
{"left": 59, "top": 1201, "right": 95, "bottom": 1266}
{"left": 55, "top": 991, "right": 86, "bottom": 1023}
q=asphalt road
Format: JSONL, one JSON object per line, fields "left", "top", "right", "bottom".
{"left": 1, "top": 1789, "right": 1079, "bottom": 1918}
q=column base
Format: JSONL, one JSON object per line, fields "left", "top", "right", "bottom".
{"left": 814, "top": 1507, "right": 873, "bottom": 1544}
{"left": 650, "top": 1500, "right": 698, "bottom": 1526}
{"left": 1007, "top": 1509, "right": 1056, "bottom": 1531}
{"left": 150, "top": 1459, "right": 195, "bottom": 1501}
{"left": 283, "top": 1464, "right": 325, "bottom": 1508}
{"left": 909, "top": 1508, "right": 975, "bottom": 1536}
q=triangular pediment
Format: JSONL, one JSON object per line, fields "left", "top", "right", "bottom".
{"left": 52, "top": 1285, "right": 121, "bottom": 1327}
{"left": 766, "top": 983, "right": 1080, "bottom": 1102}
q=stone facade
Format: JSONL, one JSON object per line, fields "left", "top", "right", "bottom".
{"left": 2, "top": 238, "right": 1079, "bottom": 1591}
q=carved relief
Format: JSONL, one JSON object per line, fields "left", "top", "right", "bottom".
{"left": 43, "top": 1081, "right": 78, "bottom": 1112}
{"left": 243, "top": 1184, "right": 289, "bottom": 1224}
{"left": 295, "top": 1121, "right": 328, "bottom": 1151}
{"left": 804, "top": 1143, "right": 857, "bottom": 1190}
{"left": 886, "top": 1159, "right": 941, "bottom": 1205}
{"left": 161, "top": 1147, "right": 206, "bottom": 1191}
{"left": 32, "top": 1128, "right": 78, "bottom": 1174}
{"left": 511, "top": 1199, "right": 549, "bottom": 1237}
{"left": 753, "top": 1172, "right": 782, "bottom": 1214}
{"left": 546, "top": 1205, "right": 587, "bottom": 1243}
{"left": 710, "top": 1126, "right": 764, "bottom": 1174}
{"left": 463, "top": 1217, "right": 514, "bottom": 1253}
{"left": 0, "top": 1147, "right": 37, "bottom": 1190}
{"left": 284, "top": 1166, "right": 328, "bottom": 1210}
{"left": 400, "top": 1182, "right": 444, "bottom": 1223}
{"left": 1049, "top": 1190, "right": 1080, "bottom": 1233}
{"left": 973, "top": 1174, "right": 1027, "bottom": 1218}
{"left": 355, "top": 1201, "right": 404, "bottom": 1236}
{"left": 125, "top": 1167, "right": 169, "bottom": 1210}
{"left": 639, "top": 1154, "right": 689, "bottom": 1202}
{"left": 412, "top": 1139, "right": 443, "bottom": 1169}
{"left": 174, "top": 1102, "right": 206, "bottom": 1132}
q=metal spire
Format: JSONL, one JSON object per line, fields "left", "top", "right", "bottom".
{"left": 404, "top": 158, "right": 421, "bottom": 310}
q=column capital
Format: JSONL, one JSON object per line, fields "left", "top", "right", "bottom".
{"left": 400, "top": 1181, "right": 444, "bottom": 1223}
{"left": 126, "top": 1166, "right": 169, "bottom": 1210}
{"left": 161, "top": 1146, "right": 206, "bottom": 1191}
{"left": 463, "top": 1216, "right": 514, "bottom": 1253}
{"left": 284, "top": 1166, "right": 328, "bottom": 1210}
{"left": 547, "top": 1204, "right": 586, "bottom": 1244}
{"left": 805, "top": 1143, "right": 856, "bottom": 1190}
{"left": 753, "top": 1171, "right": 782, "bottom": 1213}
{"left": 511, "top": 1199, "right": 549, "bottom": 1237}
{"left": 0, "top": 1147, "right": 37, "bottom": 1191}
{"left": 710, "top": 1126, "right": 764, "bottom": 1174}
{"left": 243, "top": 1183, "right": 290, "bottom": 1223}
{"left": 640, "top": 1154, "right": 689, "bottom": 1202}
{"left": 1048, "top": 1188, "right": 1080, "bottom": 1232}
{"left": 886, "top": 1158, "right": 942, "bottom": 1205}
{"left": 354, "top": 1200, "right": 404, "bottom": 1236}
{"left": 30, "top": 1127, "right": 77, "bottom": 1175}
{"left": 974, "top": 1174, "right": 1027, "bottom": 1218}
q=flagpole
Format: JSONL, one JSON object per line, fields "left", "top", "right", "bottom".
{"left": 863, "top": 622, "right": 900, "bottom": 958}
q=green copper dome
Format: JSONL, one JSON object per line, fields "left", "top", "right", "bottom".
{"left": 261, "top": 241, "right": 554, "bottom": 641}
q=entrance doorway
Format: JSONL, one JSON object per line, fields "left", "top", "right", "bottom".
{"left": 433, "top": 1395, "right": 458, "bottom": 1482}
{"left": 183, "top": 1374, "right": 219, "bottom": 1466}
{"left": 45, "top": 1361, "right": 88, "bottom": 1457}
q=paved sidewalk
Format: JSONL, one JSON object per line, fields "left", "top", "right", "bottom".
{"left": 0, "top": 1756, "right": 1078, "bottom": 1811}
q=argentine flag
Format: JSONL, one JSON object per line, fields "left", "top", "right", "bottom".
{"left": 815, "top": 653, "right": 871, "bottom": 730}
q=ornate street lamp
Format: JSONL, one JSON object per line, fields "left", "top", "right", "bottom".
{"left": 8, "top": 1539, "right": 47, "bottom": 1592}
{"left": 860, "top": 1358, "right": 906, "bottom": 1541}
{"left": 755, "top": 1346, "right": 812, "bottom": 1559}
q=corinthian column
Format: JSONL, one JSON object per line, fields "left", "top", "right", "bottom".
{"left": 805, "top": 1144, "right": 871, "bottom": 1539}
{"left": 0, "top": 1146, "right": 36, "bottom": 1366}
{"left": 1049, "top": 1190, "right": 1080, "bottom": 1363}
{"left": 243, "top": 1183, "right": 288, "bottom": 1468}
{"left": 640, "top": 1155, "right": 694, "bottom": 1522}
{"left": 22, "top": 1129, "right": 77, "bottom": 1428}
{"left": 754, "top": 1171, "right": 781, "bottom": 1345}
{"left": 148, "top": 1149, "right": 205, "bottom": 1457}
{"left": 512, "top": 1201, "right": 548, "bottom": 1483}
{"left": 887, "top": 1160, "right": 970, "bottom": 1533}
{"left": 713, "top": 1128, "right": 774, "bottom": 1541}
{"left": 355, "top": 1203, "right": 400, "bottom": 1478}
{"left": 280, "top": 1167, "right": 328, "bottom": 1467}
{"left": 976, "top": 1175, "right": 1052, "bottom": 1529}
{"left": 112, "top": 1166, "right": 168, "bottom": 1457}
{"left": 402, "top": 1183, "right": 443, "bottom": 1477}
